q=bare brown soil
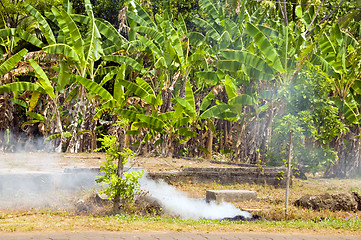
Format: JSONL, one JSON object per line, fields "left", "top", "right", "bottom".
{"left": 130, "top": 155, "right": 239, "bottom": 172}
{"left": 0, "top": 152, "right": 245, "bottom": 173}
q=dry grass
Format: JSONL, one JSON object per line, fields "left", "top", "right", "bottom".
{"left": 1, "top": 176, "right": 361, "bottom": 234}
{"left": 1, "top": 153, "right": 361, "bottom": 234}
{"left": 0, "top": 208, "right": 360, "bottom": 235}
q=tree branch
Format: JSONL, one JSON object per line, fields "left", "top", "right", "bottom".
{"left": 283, "top": 0, "right": 288, "bottom": 26}
{"left": 278, "top": 0, "right": 288, "bottom": 26}
{"left": 305, "top": 0, "right": 325, "bottom": 34}
{"left": 0, "top": 0, "right": 13, "bottom": 27}
{"left": 306, "top": 0, "right": 346, "bottom": 38}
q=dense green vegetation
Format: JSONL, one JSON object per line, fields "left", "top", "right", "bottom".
{"left": 0, "top": 0, "right": 360, "bottom": 177}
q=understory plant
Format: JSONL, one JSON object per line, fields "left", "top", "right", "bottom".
{"left": 95, "top": 134, "right": 143, "bottom": 214}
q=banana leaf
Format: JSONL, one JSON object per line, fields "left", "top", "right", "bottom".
{"left": 246, "top": 22, "right": 284, "bottom": 73}
{"left": 0, "top": 48, "right": 27, "bottom": 75}
{"left": 76, "top": 75, "right": 113, "bottom": 101}
{"left": 0, "top": 82, "right": 46, "bottom": 94}
{"left": 23, "top": 2, "right": 56, "bottom": 44}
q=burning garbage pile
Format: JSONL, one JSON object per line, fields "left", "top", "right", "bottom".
{"left": 139, "top": 175, "right": 264, "bottom": 221}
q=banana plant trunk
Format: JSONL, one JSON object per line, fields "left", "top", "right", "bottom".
{"left": 168, "top": 131, "right": 174, "bottom": 157}
{"left": 53, "top": 102, "right": 64, "bottom": 153}
{"left": 160, "top": 88, "right": 172, "bottom": 113}
{"left": 43, "top": 97, "right": 64, "bottom": 153}
{"left": 0, "top": 92, "right": 16, "bottom": 151}
{"left": 66, "top": 86, "right": 97, "bottom": 153}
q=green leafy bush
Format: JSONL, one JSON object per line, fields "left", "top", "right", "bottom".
{"left": 95, "top": 134, "right": 143, "bottom": 207}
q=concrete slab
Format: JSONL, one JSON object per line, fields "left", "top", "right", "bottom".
{"left": 206, "top": 190, "right": 257, "bottom": 203}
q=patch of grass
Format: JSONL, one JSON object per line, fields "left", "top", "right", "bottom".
{"left": 1, "top": 176, "right": 361, "bottom": 234}
{"left": 0, "top": 210, "right": 360, "bottom": 235}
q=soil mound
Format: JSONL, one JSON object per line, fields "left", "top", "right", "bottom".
{"left": 294, "top": 192, "right": 361, "bottom": 211}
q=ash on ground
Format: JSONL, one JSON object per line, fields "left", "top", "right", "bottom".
{"left": 222, "top": 214, "right": 265, "bottom": 222}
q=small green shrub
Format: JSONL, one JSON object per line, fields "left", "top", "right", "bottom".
{"left": 95, "top": 134, "right": 143, "bottom": 210}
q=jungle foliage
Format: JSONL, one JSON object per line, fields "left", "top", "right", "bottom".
{"left": 0, "top": 0, "right": 361, "bottom": 177}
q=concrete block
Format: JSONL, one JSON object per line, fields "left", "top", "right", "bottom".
{"left": 206, "top": 190, "right": 257, "bottom": 203}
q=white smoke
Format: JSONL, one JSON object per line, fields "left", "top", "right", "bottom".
{"left": 0, "top": 131, "right": 56, "bottom": 153}
{"left": 0, "top": 153, "right": 99, "bottom": 209}
{"left": 0, "top": 150, "right": 252, "bottom": 220}
{"left": 139, "top": 174, "right": 252, "bottom": 220}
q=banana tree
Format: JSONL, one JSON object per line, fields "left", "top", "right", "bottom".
{"left": 194, "top": 0, "right": 244, "bottom": 52}
{"left": 0, "top": 51, "right": 74, "bottom": 152}
{"left": 0, "top": 0, "right": 131, "bottom": 152}
{"left": 0, "top": 0, "right": 62, "bottom": 57}
{"left": 72, "top": 67, "right": 150, "bottom": 213}
{"left": 87, "top": 70, "right": 205, "bottom": 158}
{"left": 192, "top": 22, "right": 284, "bottom": 162}
{"left": 311, "top": 23, "right": 361, "bottom": 177}
{"left": 190, "top": 0, "right": 291, "bottom": 162}
{"left": 123, "top": 1, "right": 211, "bottom": 155}
{"left": 98, "top": 76, "right": 196, "bottom": 157}
{"left": 21, "top": 0, "right": 132, "bottom": 152}
{"left": 76, "top": 65, "right": 163, "bottom": 150}
{"left": 196, "top": 0, "right": 332, "bottom": 163}
{"left": 0, "top": 25, "right": 45, "bottom": 57}
{"left": 127, "top": 0, "right": 205, "bottom": 110}
{"left": 0, "top": 48, "right": 29, "bottom": 150}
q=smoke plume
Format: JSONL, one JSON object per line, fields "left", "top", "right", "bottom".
{"left": 139, "top": 174, "right": 252, "bottom": 220}
{"left": 0, "top": 152, "right": 99, "bottom": 209}
{"left": 0, "top": 150, "right": 252, "bottom": 221}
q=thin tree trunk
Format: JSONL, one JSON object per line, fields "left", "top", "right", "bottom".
{"left": 206, "top": 120, "right": 213, "bottom": 160}
{"left": 169, "top": 131, "right": 174, "bottom": 157}
{"left": 264, "top": 99, "right": 274, "bottom": 153}
{"left": 285, "top": 127, "right": 293, "bottom": 219}
{"left": 113, "top": 152, "right": 124, "bottom": 214}
{"left": 66, "top": 86, "right": 87, "bottom": 153}
{"left": 219, "top": 120, "right": 224, "bottom": 152}
{"left": 124, "top": 124, "right": 131, "bottom": 148}
{"left": 359, "top": 132, "right": 361, "bottom": 174}
{"left": 224, "top": 120, "right": 228, "bottom": 151}
{"left": 0, "top": 92, "right": 15, "bottom": 151}
{"left": 236, "top": 122, "right": 246, "bottom": 162}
